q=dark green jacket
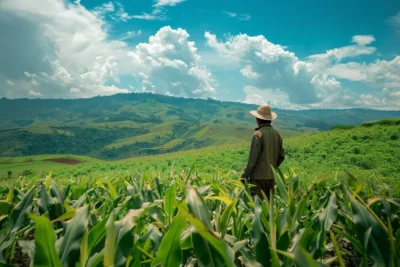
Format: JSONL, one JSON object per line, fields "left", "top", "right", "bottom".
{"left": 241, "top": 123, "right": 285, "bottom": 180}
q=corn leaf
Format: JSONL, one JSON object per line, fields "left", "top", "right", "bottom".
{"left": 29, "top": 214, "right": 62, "bottom": 267}
{"left": 52, "top": 209, "right": 77, "bottom": 223}
{"left": 179, "top": 204, "right": 234, "bottom": 267}
{"left": 319, "top": 192, "right": 338, "bottom": 231}
{"left": 219, "top": 199, "right": 238, "bottom": 239}
{"left": 59, "top": 205, "right": 89, "bottom": 266}
{"left": 152, "top": 209, "right": 186, "bottom": 267}
{"left": 38, "top": 184, "right": 55, "bottom": 218}
{"left": 347, "top": 190, "right": 388, "bottom": 266}
{"left": 329, "top": 231, "right": 345, "bottom": 267}
{"left": 104, "top": 213, "right": 116, "bottom": 267}
{"left": 164, "top": 183, "right": 176, "bottom": 221}
{"left": 294, "top": 247, "right": 327, "bottom": 267}
{"left": 87, "top": 217, "right": 107, "bottom": 257}
{"left": 185, "top": 185, "right": 230, "bottom": 266}
{"left": 7, "top": 186, "right": 34, "bottom": 235}
{"left": 272, "top": 167, "right": 289, "bottom": 203}
{"left": 205, "top": 196, "right": 233, "bottom": 205}
{"left": 5, "top": 186, "right": 14, "bottom": 203}
{"left": 86, "top": 250, "right": 104, "bottom": 267}
{"left": 114, "top": 210, "right": 136, "bottom": 267}
{"left": 80, "top": 228, "right": 88, "bottom": 267}
{"left": 107, "top": 181, "right": 118, "bottom": 199}
{"left": 251, "top": 197, "right": 271, "bottom": 266}
{"left": 0, "top": 201, "right": 13, "bottom": 216}
{"left": 186, "top": 185, "right": 212, "bottom": 229}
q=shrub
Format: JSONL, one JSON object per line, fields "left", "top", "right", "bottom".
{"left": 331, "top": 124, "right": 355, "bottom": 130}
{"left": 352, "top": 147, "right": 360, "bottom": 154}
{"left": 21, "top": 169, "right": 33, "bottom": 176}
{"left": 390, "top": 133, "right": 399, "bottom": 141}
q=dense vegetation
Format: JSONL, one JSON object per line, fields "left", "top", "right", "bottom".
{"left": 0, "top": 93, "right": 399, "bottom": 266}
{"left": 1, "top": 93, "right": 399, "bottom": 159}
{"left": 2, "top": 119, "right": 399, "bottom": 194}
{"left": 0, "top": 166, "right": 398, "bottom": 266}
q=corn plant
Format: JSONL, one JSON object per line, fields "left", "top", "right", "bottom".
{"left": 0, "top": 168, "right": 398, "bottom": 267}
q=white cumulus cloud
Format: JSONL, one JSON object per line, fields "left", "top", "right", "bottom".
{"left": 118, "top": 30, "right": 142, "bottom": 41}
{"left": 93, "top": 2, "right": 115, "bottom": 16}
{"left": 28, "top": 90, "right": 41, "bottom": 96}
{"left": 205, "top": 31, "right": 321, "bottom": 105}
{"left": 133, "top": 0, "right": 186, "bottom": 21}
{"left": 243, "top": 85, "right": 304, "bottom": 109}
{"left": 24, "top": 72, "right": 37, "bottom": 78}
{"left": 240, "top": 65, "right": 260, "bottom": 79}
{"left": 205, "top": 31, "right": 399, "bottom": 109}
{"left": 307, "top": 36, "right": 376, "bottom": 72}
{"left": 154, "top": 0, "right": 186, "bottom": 8}
{"left": 223, "top": 11, "right": 251, "bottom": 21}
{"left": 352, "top": 35, "right": 375, "bottom": 46}
{"left": 0, "top": 0, "right": 399, "bottom": 110}
{"left": 128, "top": 26, "right": 215, "bottom": 97}
{"left": 388, "top": 12, "right": 400, "bottom": 33}
{"left": 6, "top": 80, "right": 14, "bottom": 86}
{"left": 70, "top": 87, "right": 81, "bottom": 93}
{"left": 0, "top": 0, "right": 131, "bottom": 98}
{"left": 326, "top": 56, "right": 400, "bottom": 89}
{"left": 93, "top": 1, "right": 134, "bottom": 22}
{"left": 132, "top": 13, "right": 162, "bottom": 21}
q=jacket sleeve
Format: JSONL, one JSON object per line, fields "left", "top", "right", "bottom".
{"left": 241, "top": 133, "right": 262, "bottom": 179}
{"left": 277, "top": 137, "right": 285, "bottom": 167}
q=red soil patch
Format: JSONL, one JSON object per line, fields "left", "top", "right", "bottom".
{"left": 45, "top": 158, "right": 82, "bottom": 165}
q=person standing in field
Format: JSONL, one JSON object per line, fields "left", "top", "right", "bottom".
{"left": 241, "top": 104, "right": 285, "bottom": 199}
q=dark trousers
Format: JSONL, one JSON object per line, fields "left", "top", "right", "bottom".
{"left": 249, "top": 179, "right": 275, "bottom": 200}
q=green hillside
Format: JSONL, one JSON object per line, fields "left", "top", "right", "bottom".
{"left": 1, "top": 93, "right": 399, "bottom": 159}
{"left": 2, "top": 119, "right": 399, "bottom": 194}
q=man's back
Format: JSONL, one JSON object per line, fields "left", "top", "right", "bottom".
{"left": 241, "top": 104, "right": 285, "bottom": 198}
{"left": 251, "top": 123, "right": 284, "bottom": 180}
{"left": 241, "top": 122, "right": 285, "bottom": 181}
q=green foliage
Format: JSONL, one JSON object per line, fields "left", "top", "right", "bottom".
{"left": 152, "top": 209, "right": 186, "bottom": 267}
{"left": 58, "top": 205, "right": 89, "bottom": 266}
{"left": 361, "top": 118, "right": 400, "bottom": 127}
{"left": 0, "top": 168, "right": 398, "bottom": 266}
{"left": 285, "top": 119, "right": 400, "bottom": 194}
{"left": 2, "top": 119, "right": 398, "bottom": 194}
{"left": 29, "top": 214, "right": 62, "bottom": 267}
{"left": 0, "top": 117, "right": 398, "bottom": 265}
{"left": 1, "top": 93, "right": 399, "bottom": 159}
{"left": 330, "top": 124, "right": 355, "bottom": 130}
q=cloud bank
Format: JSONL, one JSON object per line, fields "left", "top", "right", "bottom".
{"left": 205, "top": 32, "right": 399, "bottom": 109}
{"left": 0, "top": 0, "right": 212, "bottom": 99}
{"left": 0, "top": 0, "right": 399, "bottom": 109}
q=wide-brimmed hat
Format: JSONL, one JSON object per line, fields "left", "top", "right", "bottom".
{"left": 250, "top": 104, "right": 277, "bottom": 121}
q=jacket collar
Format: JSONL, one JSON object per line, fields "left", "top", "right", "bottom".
{"left": 255, "top": 122, "right": 271, "bottom": 130}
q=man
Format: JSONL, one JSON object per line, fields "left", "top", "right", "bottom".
{"left": 241, "top": 104, "right": 285, "bottom": 199}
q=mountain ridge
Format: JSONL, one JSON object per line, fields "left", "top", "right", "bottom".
{"left": 1, "top": 93, "right": 399, "bottom": 159}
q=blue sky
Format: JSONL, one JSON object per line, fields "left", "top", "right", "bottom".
{"left": 101, "top": 0, "right": 400, "bottom": 57}
{"left": 1, "top": 0, "right": 400, "bottom": 109}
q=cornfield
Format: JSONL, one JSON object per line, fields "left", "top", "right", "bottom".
{"left": 0, "top": 168, "right": 399, "bottom": 267}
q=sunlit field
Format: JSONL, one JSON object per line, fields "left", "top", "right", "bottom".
{"left": 0, "top": 119, "right": 399, "bottom": 266}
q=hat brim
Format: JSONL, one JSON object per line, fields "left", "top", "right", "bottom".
{"left": 250, "top": 110, "right": 277, "bottom": 121}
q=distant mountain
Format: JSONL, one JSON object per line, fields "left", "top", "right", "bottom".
{"left": 0, "top": 93, "right": 399, "bottom": 159}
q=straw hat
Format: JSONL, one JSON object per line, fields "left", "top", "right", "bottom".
{"left": 250, "top": 104, "right": 277, "bottom": 121}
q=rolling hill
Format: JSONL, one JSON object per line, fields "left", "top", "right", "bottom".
{"left": 1, "top": 119, "right": 399, "bottom": 194}
{"left": 0, "top": 93, "right": 399, "bottom": 159}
